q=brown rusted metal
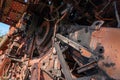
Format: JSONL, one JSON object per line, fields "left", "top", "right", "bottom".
{"left": 30, "top": 48, "right": 61, "bottom": 80}
{"left": 0, "top": 0, "right": 120, "bottom": 80}
{"left": 0, "top": 0, "right": 27, "bottom": 25}
{"left": 35, "top": 21, "right": 50, "bottom": 46}
{"left": 90, "top": 27, "right": 120, "bottom": 79}
{"left": 0, "top": 58, "right": 11, "bottom": 77}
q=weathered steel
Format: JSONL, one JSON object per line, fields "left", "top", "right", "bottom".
{"left": 0, "top": 35, "right": 9, "bottom": 50}
{"left": 56, "top": 34, "right": 92, "bottom": 58}
{"left": 77, "top": 61, "right": 97, "bottom": 73}
{"left": 0, "top": 0, "right": 120, "bottom": 80}
{"left": 90, "top": 27, "right": 120, "bottom": 79}
{"left": 54, "top": 42, "right": 73, "bottom": 80}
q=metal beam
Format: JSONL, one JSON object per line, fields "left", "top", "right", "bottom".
{"left": 56, "top": 34, "right": 92, "bottom": 58}
{"left": 54, "top": 42, "right": 73, "bottom": 80}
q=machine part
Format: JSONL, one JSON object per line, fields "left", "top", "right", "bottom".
{"left": 90, "top": 20, "right": 104, "bottom": 30}
{"left": 35, "top": 21, "right": 53, "bottom": 53}
{"left": 54, "top": 42, "right": 73, "bottom": 80}
{"left": 56, "top": 34, "right": 92, "bottom": 58}
{"left": 76, "top": 77, "right": 91, "bottom": 80}
{"left": 77, "top": 61, "right": 97, "bottom": 73}
{"left": 90, "top": 27, "right": 120, "bottom": 79}
{"left": 0, "top": 0, "right": 120, "bottom": 80}
{"left": 68, "top": 25, "right": 91, "bottom": 47}
{"left": 36, "top": 21, "right": 50, "bottom": 46}
{"left": 30, "top": 48, "right": 62, "bottom": 80}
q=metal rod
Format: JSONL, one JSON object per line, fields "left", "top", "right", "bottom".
{"left": 54, "top": 42, "right": 73, "bottom": 80}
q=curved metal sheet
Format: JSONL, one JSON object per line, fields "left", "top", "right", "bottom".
{"left": 90, "top": 27, "right": 120, "bottom": 79}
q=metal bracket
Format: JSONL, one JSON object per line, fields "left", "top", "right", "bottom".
{"left": 90, "top": 20, "right": 104, "bottom": 30}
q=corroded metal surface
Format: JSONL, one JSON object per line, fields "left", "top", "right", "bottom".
{"left": 91, "top": 27, "right": 120, "bottom": 79}
{"left": 0, "top": 0, "right": 120, "bottom": 80}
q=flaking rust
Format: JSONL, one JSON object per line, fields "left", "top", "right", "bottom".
{"left": 0, "top": 0, "right": 120, "bottom": 80}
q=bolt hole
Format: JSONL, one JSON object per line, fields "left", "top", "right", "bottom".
{"left": 78, "top": 40, "right": 81, "bottom": 43}
{"left": 43, "top": 62, "right": 45, "bottom": 66}
{"left": 95, "top": 22, "right": 101, "bottom": 26}
{"left": 99, "top": 47, "right": 104, "bottom": 53}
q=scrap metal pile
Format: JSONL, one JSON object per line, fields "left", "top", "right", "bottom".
{"left": 0, "top": 0, "right": 120, "bottom": 80}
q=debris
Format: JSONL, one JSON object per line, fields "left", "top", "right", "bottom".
{"left": 0, "top": 0, "right": 120, "bottom": 80}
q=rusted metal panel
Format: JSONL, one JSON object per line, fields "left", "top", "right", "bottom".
{"left": 8, "top": 12, "right": 21, "bottom": 21}
{"left": 56, "top": 34, "right": 92, "bottom": 58}
{"left": 90, "top": 27, "right": 120, "bottom": 79}
{"left": 11, "top": 1, "right": 27, "bottom": 13}
{"left": 1, "top": 0, "right": 27, "bottom": 25}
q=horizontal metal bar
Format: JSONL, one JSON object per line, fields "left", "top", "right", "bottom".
{"left": 56, "top": 34, "right": 92, "bottom": 58}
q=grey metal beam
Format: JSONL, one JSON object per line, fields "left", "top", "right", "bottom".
{"left": 54, "top": 42, "right": 73, "bottom": 80}
{"left": 56, "top": 34, "right": 92, "bottom": 58}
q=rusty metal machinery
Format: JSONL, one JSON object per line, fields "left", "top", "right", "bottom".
{"left": 0, "top": 0, "right": 120, "bottom": 80}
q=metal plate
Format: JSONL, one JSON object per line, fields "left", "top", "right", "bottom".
{"left": 90, "top": 27, "right": 120, "bottom": 79}
{"left": 11, "top": 1, "right": 27, "bottom": 13}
